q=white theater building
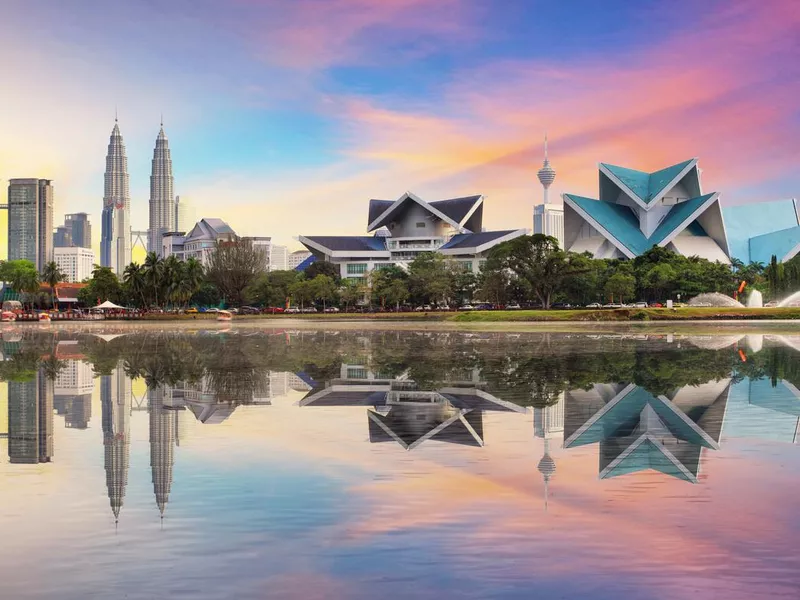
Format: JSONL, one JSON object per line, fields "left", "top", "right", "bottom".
{"left": 299, "top": 192, "right": 526, "bottom": 278}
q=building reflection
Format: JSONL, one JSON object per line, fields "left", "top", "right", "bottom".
{"left": 54, "top": 349, "right": 93, "bottom": 429}
{"left": 300, "top": 364, "right": 527, "bottom": 449}
{"left": 8, "top": 372, "right": 53, "bottom": 464}
{"left": 101, "top": 364, "right": 131, "bottom": 522}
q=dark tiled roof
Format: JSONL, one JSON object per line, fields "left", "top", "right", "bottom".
{"left": 440, "top": 230, "right": 518, "bottom": 250}
{"left": 303, "top": 236, "right": 388, "bottom": 252}
{"left": 429, "top": 195, "right": 482, "bottom": 224}
{"left": 367, "top": 199, "right": 394, "bottom": 227}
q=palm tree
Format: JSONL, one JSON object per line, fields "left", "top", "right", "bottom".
{"left": 41, "top": 261, "right": 64, "bottom": 310}
{"left": 184, "top": 257, "right": 204, "bottom": 306}
{"left": 19, "top": 270, "right": 41, "bottom": 310}
{"left": 143, "top": 252, "right": 163, "bottom": 308}
{"left": 123, "top": 263, "right": 147, "bottom": 308}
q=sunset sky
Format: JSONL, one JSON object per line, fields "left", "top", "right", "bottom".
{"left": 2, "top": 0, "right": 799, "bottom": 258}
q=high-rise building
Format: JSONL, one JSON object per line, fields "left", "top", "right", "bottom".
{"left": 8, "top": 178, "right": 53, "bottom": 269}
{"left": 533, "top": 135, "right": 563, "bottom": 248}
{"left": 61, "top": 213, "right": 91, "bottom": 248}
{"left": 148, "top": 123, "right": 175, "bottom": 255}
{"left": 54, "top": 247, "right": 94, "bottom": 282}
{"left": 270, "top": 245, "right": 289, "bottom": 271}
{"left": 53, "top": 225, "right": 72, "bottom": 248}
{"left": 101, "top": 119, "right": 131, "bottom": 274}
{"left": 174, "top": 195, "right": 194, "bottom": 233}
{"left": 288, "top": 250, "right": 312, "bottom": 270}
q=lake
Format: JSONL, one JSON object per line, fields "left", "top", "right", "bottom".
{"left": 1, "top": 325, "right": 798, "bottom": 599}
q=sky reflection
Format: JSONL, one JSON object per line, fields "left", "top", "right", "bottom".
{"left": 0, "top": 328, "right": 798, "bottom": 599}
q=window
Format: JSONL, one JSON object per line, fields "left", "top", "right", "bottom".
{"left": 479, "top": 260, "right": 487, "bottom": 271}
{"left": 347, "top": 263, "right": 367, "bottom": 275}
{"left": 462, "top": 261, "right": 473, "bottom": 272}
{"left": 416, "top": 222, "right": 426, "bottom": 228}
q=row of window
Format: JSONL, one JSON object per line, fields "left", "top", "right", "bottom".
{"left": 346, "top": 260, "right": 486, "bottom": 275}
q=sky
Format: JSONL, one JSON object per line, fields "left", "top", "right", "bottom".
{"left": 1, "top": 0, "right": 799, "bottom": 259}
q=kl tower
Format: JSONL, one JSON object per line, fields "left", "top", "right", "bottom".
{"left": 532, "top": 134, "right": 564, "bottom": 248}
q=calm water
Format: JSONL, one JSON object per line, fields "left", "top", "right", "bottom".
{"left": 1, "top": 326, "right": 799, "bottom": 599}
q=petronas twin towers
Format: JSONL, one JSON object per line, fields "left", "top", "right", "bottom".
{"left": 101, "top": 118, "right": 176, "bottom": 273}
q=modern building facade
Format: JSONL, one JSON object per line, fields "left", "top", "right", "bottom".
{"left": 101, "top": 119, "right": 131, "bottom": 274}
{"left": 54, "top": 213, "right": 91, "bottom": 248}
{"left": 270, "top": 244, "right": 289, "bottom": 271}
{"left": 8, "top": 371, "right": 53, "bottom": 464}
{"left": 722, "top": 198, "right": 800, "bottom": 265}
{"left": 54, "top": 246, "right": 94, "bottom": 282}
{"left": 7, "top": 178, "right": 53, "bottom": 269}
{"left": 162, "top": 218, "right": 270, "bottom": 269}
{"left": 563, "top": 159, "right": 729, "bottom": 262}
{"left": 288, "top": 250, "right": 312, "bottom": 270}
{"left": 533, "top": 204, "right": 564, "bottom": 248}
{"left": 148, "top": 123, "right": 175, "bottom": 255}
{"left": 299, "top": 192, "right": 526, "bottom": 279}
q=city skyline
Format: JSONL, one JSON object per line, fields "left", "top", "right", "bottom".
{"left": 1, "top": 0, "right": 799, "bottom": 262}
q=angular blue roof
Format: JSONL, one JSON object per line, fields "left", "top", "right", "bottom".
{"left": 367, "top": 199, "right": 393, "bottom": 228}
{"left": 601, "top": 159, "right": 695, "bottom": 205}
{"left": 723, "top": 199, "right": 799, "bottom": 263}
{"left": 294, "top": 254, "right": 317, "bottom": 272}
{"left": 303, "top": 236, "right": 387, "bottom": 252}
{"left": 429, "top": 196, "right": 482, "bottom": 224}
{"left": 440, "top": 230, "right": 518, "bottom": 250}
{"left": 565, "top": 193, "right": 717, "bottom": 257}
{"left": 600, "top": 437, "right": 698, "bottom": 482}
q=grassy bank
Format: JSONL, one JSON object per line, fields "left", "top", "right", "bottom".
{"left": 138, "top": 307, "right": 800, "bottom": 322}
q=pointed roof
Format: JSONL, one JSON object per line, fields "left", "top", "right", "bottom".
{"left": 366, "top": 191, "right": 483, "bottom": 233}
{"left": 564, "top": 193, "right": 719, "bottom": 258}
{"left": 600, "top": 159, "right": 696, "bottom": 206}
{"left": 367, "top": 407, "right": 484, "bottom": 450}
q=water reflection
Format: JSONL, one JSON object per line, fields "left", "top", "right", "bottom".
{"left": 1, "top": 328, "right": 799, "bottom": 597}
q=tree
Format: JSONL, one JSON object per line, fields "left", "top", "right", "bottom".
{"left": 448, "top": 263, "right": 478, "bottom": 305}
{"left": 604, "top": 272, "right": 636, "bottom": 303}
{"left": 309, "top": 275, "right": 338, "bottom": 310}
{"left": 383, "top": 278, "right": 410, "bottom": 310}
{"left": 339, "top": 278, "right": 365, "bottom": 311}
{"left": 289, "top": 279, "right": 314, "bottom": 309}
{"left": 41, "top": 262, "right": 64, "bottom": 310}
{"left": 247, "top": 270, "right": 299, "bottom": 308}
{"left": 206, "top": 237, "right": 267, "bottom": 306}
{"left": 408, "top": 253, "right": 452, "bottom": 305}
{"left": 123, "top": 263, "right": 147, "bottom": 308}
{"left": 370, "top": 265, "right": 409, "bottom": 308}
{"left": 643, "top": 263, "right": 676, "bottom": 301}
{"left": 143, "top": 252, "right": 163, "bottom": 308}
{"left": 0, "top": 259, "right": 40, "bottom": 308}
{"left": 78, "top": 265, "right": 122, "bottom": 305}
{"left": 484, "top": 234, "right": 569, "bottom": 309}
{"left": 303, "top": 260, "right": 340, "bottom": 282}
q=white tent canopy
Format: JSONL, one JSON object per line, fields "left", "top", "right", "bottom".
{"left": 92, "top": 300, "right": 128, "bottom": 310}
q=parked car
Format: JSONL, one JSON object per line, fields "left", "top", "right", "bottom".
{"left": 301, "top": 307, "right": 318, "bottom": 313}
{"left": 323, "top": 307, "right": 340, "bottom": 313}
{"left": 765, "top": 300, "right": 779, "bottom": 308}
{"left": 285, "top": 307, "right": 301, "bottom": 314}
{"left": 505, "top": 303, "right": 522, "bottom": 310}
{"left": 459, "top": 304, "right": 475, "bottom": 311}
{"left": 649, "top": 302, "right": 663, "bottom": 308}
{"left": 474, "top": 303, "right": 493, "bottom": 310}
{"left": 239, "top": 306, "right": 261, "bottom": 315}
{"left": 602, "top": 303, "right": 623, "bottom": 309}
{"left": 414, "top": 305, "right": 433, "bottom": 312}
{"left": 632, "top": 302, "right": 648, "bottom": 308}
{"left": 585, "top": 303, "right": 602, "bottom": 309}
{"left": 185, "top": 307, "right": 199, "bottom": 314}
{"left": 263, "top": 307, "right": 285, "bottom": 314}
{"left": 552, "top": 303, "right": 573, "bottom": 309}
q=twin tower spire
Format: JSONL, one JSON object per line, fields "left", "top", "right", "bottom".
{"left": 100, "top": 116, "right": 176, "bottom": 274}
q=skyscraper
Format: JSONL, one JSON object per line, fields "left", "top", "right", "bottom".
{"left": 101, "top": 119, "right": 131, "bottom": 274}
{"left": 533, "top": 135, "right": 564, "bottom": 248}
{"left": 65, "top": 213, "right": 92, "bottom": 248}
{"left": 148, "top": 122, "right": 175, "bottom": 255}
{"left": 8, "top": 178, "right": 53, "bottom": 269}
{"left": 174, "top": 195, "right": 194, "bottom": 233}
